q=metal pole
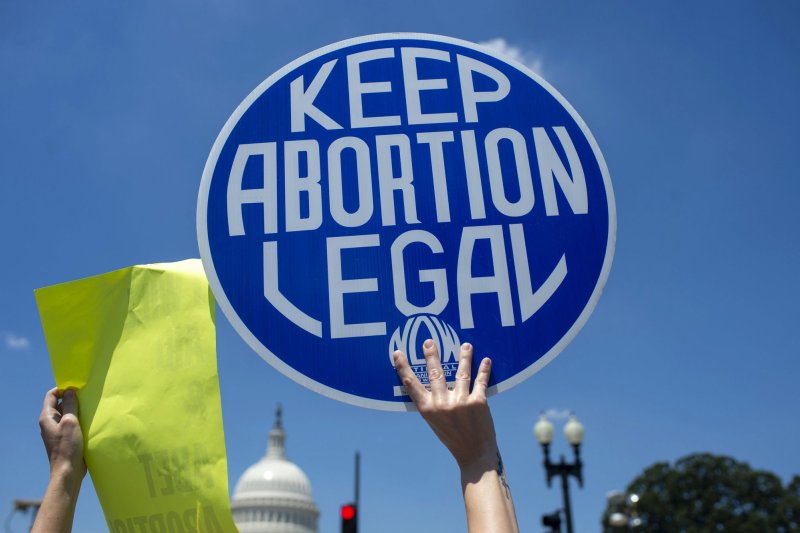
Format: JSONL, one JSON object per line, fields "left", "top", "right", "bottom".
{"left": 355, "top": 451, "right": 361, "bottom": 532}
{"left": 560, "top": 465, "right": 574, "bottom": 533}
{"left": 29, "top": 507, "right": 38, "bottom": 533}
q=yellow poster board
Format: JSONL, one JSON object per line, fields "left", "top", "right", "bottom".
{"left": 35, "top": 259, "right": 237, "bottom": 533}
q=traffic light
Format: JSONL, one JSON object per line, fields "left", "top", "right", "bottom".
{"left": 542, "top": 510, "right": 562, "bottom": 532}
{"left": 341, "top": 503, "right": 357, "bottom": 533}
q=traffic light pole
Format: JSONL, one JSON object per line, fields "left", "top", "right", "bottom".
{"left": 355, "top": 451, "right": 360, "bottom": 533}
{"left": 340, "top": 452, "right": 361, "bottom": 533}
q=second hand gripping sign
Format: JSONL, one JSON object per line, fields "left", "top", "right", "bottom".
{"left": 197, "top": 33, "right": 616, "bottom": 410}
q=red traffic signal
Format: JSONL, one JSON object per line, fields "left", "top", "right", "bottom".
{"left": 341, "top": 503, "right": 357, "bottom": 533}
{"left": 341, "top": 504, "right": 356, "bottom": 520}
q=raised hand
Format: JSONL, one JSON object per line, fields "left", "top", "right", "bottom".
{"left": 393, "top": 340, "right": 519, "bottom": 533}
{"left": 33, "top": 388, "right": 86, "bottom": 533}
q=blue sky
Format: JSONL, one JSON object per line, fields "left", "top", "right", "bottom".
{"left": 2, "top": 1, "right": 799, "bottom": 532}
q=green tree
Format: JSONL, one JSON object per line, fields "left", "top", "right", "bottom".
{"left": 603, "top": 453, "right": 800, "bottom": 532}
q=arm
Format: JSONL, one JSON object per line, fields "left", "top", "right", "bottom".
{"left": 33, "top": 388, "right": 86, "bottom": 533}
{"left": 393, "top": 340, "right": 519, "bottom": 533}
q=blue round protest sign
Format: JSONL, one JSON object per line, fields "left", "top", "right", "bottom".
{"left": 197, "top": 33, "right": 615, "bottom": 410}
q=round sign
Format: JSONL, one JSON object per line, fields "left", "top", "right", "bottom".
{"left": 197, "top": 33, "right": 615, "bottom": 410}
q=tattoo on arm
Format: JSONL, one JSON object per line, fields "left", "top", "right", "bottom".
{"left": 496, "top": 452, "right": 512, "bottom": 499}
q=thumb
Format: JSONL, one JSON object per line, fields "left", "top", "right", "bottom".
{"left": 61, "top": 389, "right": 79, "bottom": 418}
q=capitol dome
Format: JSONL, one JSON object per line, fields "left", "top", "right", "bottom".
{"left": 232, "top": 406, "right": 319, "bottom": 533}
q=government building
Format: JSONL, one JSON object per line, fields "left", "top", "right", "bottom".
{"left": 231, "top": 406, "right": 319, "bottom": 533}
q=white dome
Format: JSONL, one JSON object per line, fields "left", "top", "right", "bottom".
{"left": 232, "top": 406, "right": 319, "bottom": 533}
{"left": 234, "top": 457, "right": 314, "bottom": 501}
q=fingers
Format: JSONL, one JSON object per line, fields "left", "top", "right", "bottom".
{"left": 453, "top": 343, "right": 473, "bottom": 399}
{"left": 470, "top": 357, "right": 492, "bottom": 400}
{"left": 40, "top": 387, "right": 62, "bottom": 426}
{"left": 61, "top": 389, "right": 79, "bottom": 418}
{"left": 423, "top": 339, "right": 447, "bottom": 399}
{"left": 393, "top": 351, "right": 427, "bottom": 406}
{"left": 397, "top": 342, "right": 489, "bottom": 408}
{"left": 42, "top": 387, "right": 59, "bottom": 414}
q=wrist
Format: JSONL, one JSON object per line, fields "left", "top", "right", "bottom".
{"left": 457, "top": 446, "right": 501, "bottom": 479}
{"left": 49, "top": 463, "right": 85, "bottom": 492}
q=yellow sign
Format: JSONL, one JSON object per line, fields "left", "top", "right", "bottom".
{"left": 35, "top": 259, "right": 237, "bottom": 533}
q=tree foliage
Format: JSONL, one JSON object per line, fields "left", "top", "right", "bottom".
{"left": 604, "top": 453, "right": 800, "bottom": 532}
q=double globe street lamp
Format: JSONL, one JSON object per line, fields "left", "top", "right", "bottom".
{"left": 534, "top": 412, "right": 585, "bottom": 533}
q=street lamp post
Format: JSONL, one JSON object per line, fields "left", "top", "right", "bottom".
{"left": 534, "top": 413, "right": 585, "bottom": 533}
{"left": 10, "top": 499, "right": 42, "bottom": 532}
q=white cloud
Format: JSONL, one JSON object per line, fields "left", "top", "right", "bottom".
{"left": 544, "top": 408, "right": 571, "bottom": 420}
{"left": 479, "top": 37, "right": 544, "bottom": 75}
{"left": 4, "top": 332, "right": 30, "bottom": 350}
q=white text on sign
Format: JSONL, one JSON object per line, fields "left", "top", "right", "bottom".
{"left": 225, "top": 49, "right": 588, "bottom": 340}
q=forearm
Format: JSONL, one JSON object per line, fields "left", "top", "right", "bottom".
{"left": 32, "top": 468, "right": 82, "bottom": 533}
{"left": 460, "top": 452, "right": 519, "bottom": 533}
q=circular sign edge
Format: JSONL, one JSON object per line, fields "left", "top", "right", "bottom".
{"left": 196, "top": 32, "right": 617, "bottom": 411}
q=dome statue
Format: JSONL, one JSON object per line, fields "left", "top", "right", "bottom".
{"left": 232, "top": 405, "right": 319, "bottom": 533}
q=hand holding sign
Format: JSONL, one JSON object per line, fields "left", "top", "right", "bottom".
{"left": 39, "top": 388, "right": 86, "bottom": 482}
{"left": 36, "top": 260, "right": 238, "bottom": 532}
{"left": 393, "top": 341, "right": 495, "bottom": 469}
{"left": 394, "top": 340, "right": 520, "bottom": 533}
{"left": 33, "top": 388, "right": 86, "bottom": 533}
